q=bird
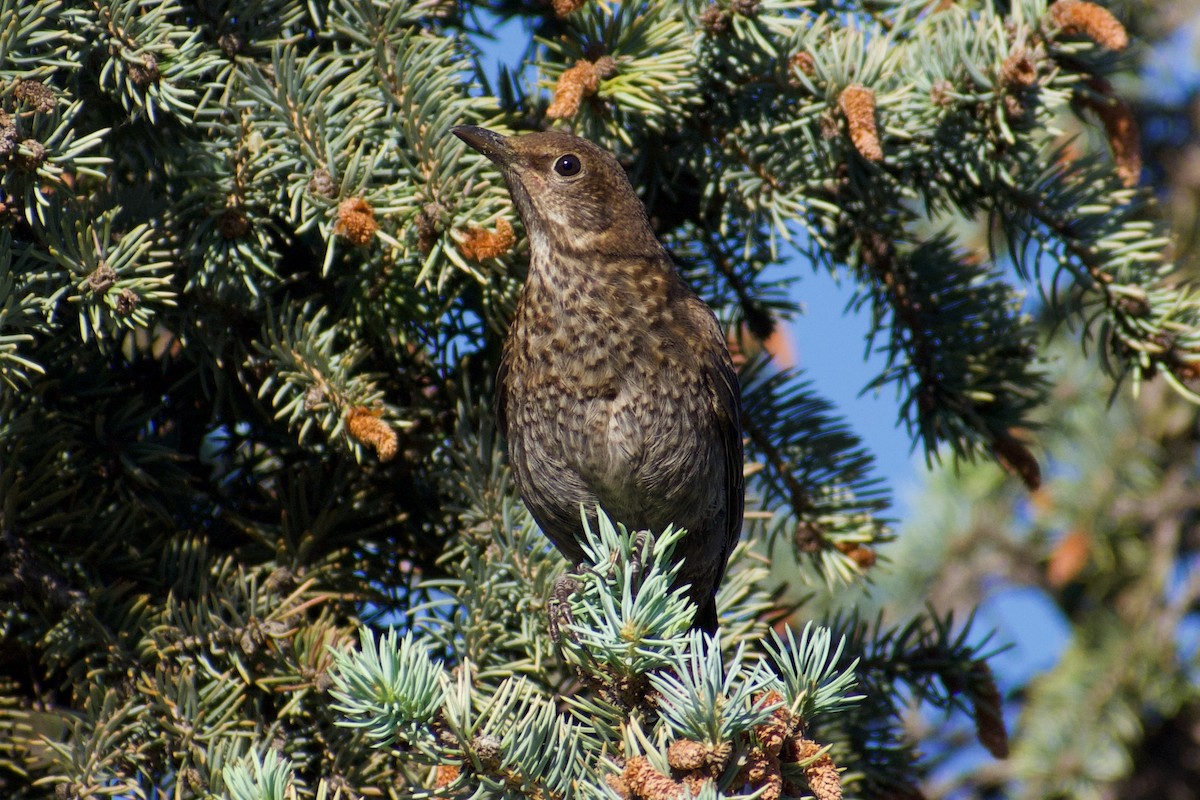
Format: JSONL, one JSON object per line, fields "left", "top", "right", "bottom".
{"left": 451, "top": 125, "right": 743, "bottom": 634}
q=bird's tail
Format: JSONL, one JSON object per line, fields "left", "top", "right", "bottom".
{"left": 692, "top": 597, "right": 719, "bottom": 634}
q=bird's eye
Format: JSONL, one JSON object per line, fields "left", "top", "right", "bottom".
{"left": 554, "top": 154, "right": 582, "bottom": 177}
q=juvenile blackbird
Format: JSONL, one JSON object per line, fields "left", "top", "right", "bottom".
{"left": 451, "top": 125, "right": 743, "bottom": 633}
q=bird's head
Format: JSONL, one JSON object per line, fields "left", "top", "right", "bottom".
{"left": 451, "top": 125, "right": 661, "bottom": 259}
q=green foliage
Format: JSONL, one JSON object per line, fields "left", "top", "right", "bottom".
{"left": 0, "top": 0, "right": 1191, "bottom": 798}
{"left": 650, "top": 634, "right": 779, "bottom": 744}
{"left": 555, "top": 517, "right": 699, "bottom": 673}
{"left": 764, "top": 622, "right": 861, "bottom": 722}
{"left": 327, "top": 506, "right": 864, "bottom": 799}
{"left": 739, "top": 354, "right": 890, "bottom": 584}
{"left": 225, "top": 750, "right": 298, "bottom": 800}
{"left": 877, "top": 332, "right": 1200, "bottom": 799}
{"left": 330, "top": 628, "right": 446, "bottom": 751}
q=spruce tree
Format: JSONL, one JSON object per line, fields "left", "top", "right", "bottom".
{"left": 873, "top": 5, "right": 1200, "bottom": 797}
{"left": 0, "top": 1, "right": 1190, "bottom": 798}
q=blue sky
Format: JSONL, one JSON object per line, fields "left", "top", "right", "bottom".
{"left": 785, "top": 265, "right": 925, "bottom": 512}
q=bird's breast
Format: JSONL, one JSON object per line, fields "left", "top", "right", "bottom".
{"left": 504, "top": 298, "right": 717, "bottom": 530}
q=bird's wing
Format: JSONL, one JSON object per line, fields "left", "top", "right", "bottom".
{"left": 495, "top": 342, "right": 512, "bottom": 435}
{"left": 701, "top": 307, "right": 745, "bottom": 586}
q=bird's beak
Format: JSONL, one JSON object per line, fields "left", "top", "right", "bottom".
{"left": 451, "top": 125, "right": 514, "bottom": 166}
